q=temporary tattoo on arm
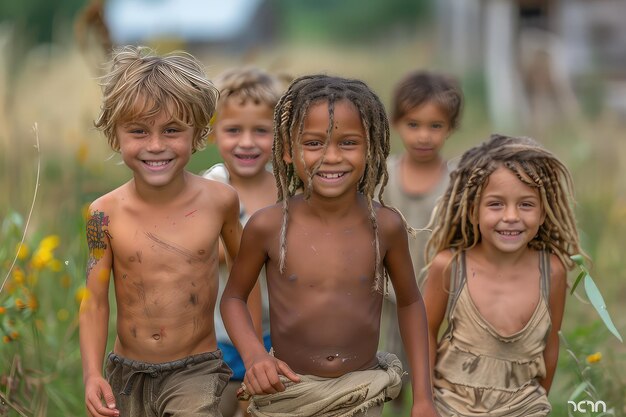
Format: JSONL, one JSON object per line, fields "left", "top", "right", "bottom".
{"left": 86, "top": 210, "right": 110, "bottom": 279}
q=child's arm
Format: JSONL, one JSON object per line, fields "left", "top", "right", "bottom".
{"left": 218, "top": 191, "right": 263, "bottom": 339}
{"left": 540, "top": 255, "right": 567, "bottom": 392}
{"left": 422, "top": 251, "right": 452, "bottom": 373}
{"left": 383, "top": 211, "right": 439, "bottom": 417}
{"left": 221, "top": 212, "right": 299, "bottom": 395}
{"left": 79, "top": 206, "right": 119, "bottom": 417}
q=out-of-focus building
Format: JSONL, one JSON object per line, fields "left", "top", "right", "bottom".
{"left": 104, "top": 0, "right": 277, "bottom": 53}
{"left": 436, "top": 0, "right": 626, "bottom": 129}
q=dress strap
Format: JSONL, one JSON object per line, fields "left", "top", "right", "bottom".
{"left": 539, "top": 250, "right": 551, "bottom": 303}
{"left": 445, "top": 251, "right": 466, "bottom": 321}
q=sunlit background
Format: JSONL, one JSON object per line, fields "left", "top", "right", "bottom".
{"left": 1, "top": 1, "right": 625, "bottom": 416}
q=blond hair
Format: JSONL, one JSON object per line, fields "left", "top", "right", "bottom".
{"left": 214, "top": 66, "right": 286, "bottom": 112}
{"left": 95, "top": 45, "right": 218, "bottom": 152}
{"left": 425, "top": 134, "right": 583, "bottom": 270}
{"left": 272, "top": 74, "right": 393, "bottom": 291}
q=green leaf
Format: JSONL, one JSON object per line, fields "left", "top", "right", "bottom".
{"left": 570, "top": 270, "right": 586, "bottom": 295}
{"left": 568, "top": 381, "right": 589, "bottom": 402}
{"left": 584, "top": 274, "right": 624, "bottom": 342}
{"left": 570, "top": 254, "right": 585, "bottom": 266}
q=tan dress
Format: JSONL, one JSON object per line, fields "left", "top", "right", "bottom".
{"left": 380, "top": 154, "right": 452, "bottom": 374}
{"left": 433, "top": 251, "right": 552, "bottom": 417}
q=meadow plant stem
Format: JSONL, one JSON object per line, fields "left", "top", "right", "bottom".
{"left": 0, "top": 123, "right": 40, "bottom": 295}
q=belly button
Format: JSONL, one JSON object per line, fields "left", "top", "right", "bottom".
{"left": 152, "top": 334, "right": 161, "bottom": 340}
{"left": 326, "top": 353, "right": 339, "bottom": 361}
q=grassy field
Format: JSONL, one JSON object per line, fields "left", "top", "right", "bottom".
{"left": 1, "top": 34, "right": 625, "bottom": 416}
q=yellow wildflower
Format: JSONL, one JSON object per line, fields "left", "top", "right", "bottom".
{"left": 39, "top": 235, "right": 60, "bottom": 251}
{"left": 2, "top": 335, "right": 10, "bottom": 343}
{"left": 0, "top": 306, "right": 6, "bottom": 314}
{"left": 31, "top": 235, "right": 60, "bottom": 269}
{"left": 57, "top": 308, "right": 70, "bottom": 321}
{"left": 15, "top": 298, "right": 26, "bottom": 309}
{"left": 10, "top": 331, "right": 19, "bottom": 340}
{"left": 75, "top": 286, "right": 90, "bottom": 304}
{"left": 16, "top": 243, "right": 29, "bottom": 260}
{"left": 586, "top": 352, "right": 602, "bottom": 364}
{"left": 77, "top": 141, "right": 89, "bottom": 165}
{"left": 27, "top": 294, "right": 38, "bottom": 311}
{"left": 12, "top": 267, "right": 25, "bottom": 285}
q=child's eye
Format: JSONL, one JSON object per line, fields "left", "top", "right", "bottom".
{"left": 225, "top": 127, "right": 241, "bottom": 134}
{"left": 431, "top": 123, "right": 444, "bottom": 130}
{"left": 340, "top": 139, "right": 359, "bottom": 148}
{"left": 255, "top": 127, "right": 271, "bottom": 135}
{"left": 164, "top": 128, "right": 180, "bottom": 134}
{"left": 520, "top": 201, "right": 536, "bottom": 208}
{"left": 303, "top": 140, "right": 323, "bottom": 148}
{"left": 130, "top": 128, "right": 146, "bottom": 135}
{"left": 407, "top": 121, "right": 418, "bottom": 129}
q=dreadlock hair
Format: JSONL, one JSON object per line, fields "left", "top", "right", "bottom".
{"left": 272, "top": 74, "right": 392, "bottom": 292}
{"left": 425, "top": 133, "right": 584, "bottom": 272}
{"left": 95, "top": 45, "right": 218, "bottom": 153}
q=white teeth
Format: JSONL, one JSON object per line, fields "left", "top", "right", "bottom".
{"left": 319, "top": 172, "right": 343, "bottom": 179}
{"left": 499, "top": 231, "right": 521, "bottom": 236}
{"left": 236, "top": 155, "right": 257, "bottom": 160}
{"left": 145, "top": 160, "right": 169, "bottom": 166}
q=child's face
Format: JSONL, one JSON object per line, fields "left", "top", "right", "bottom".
{"left": 476, "top": 166, "right": 546, "bottom": 255}
{"left": 213, "top": 98, "right": 274, "bottom": 181}
{"left": 393, "top": 101, "right": 451, "bottom": 164}
{"left": 286, "top": 99, "right": 367, "bottom": 200}
{"left": 116, "top": 108, "right": 194, "bottom": 188}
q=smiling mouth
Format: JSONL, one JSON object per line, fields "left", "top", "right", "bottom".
{"left": 235, "top": 154, "right": 259, "bottom": 160}
{"left": 143, "top": 160, "right": 171, "bottom": 166}
{"left": 317, "top": 172, "right": 346, "bottom": 179}
{"left": 497, "top": 230, "right": 522, "bottom": 236}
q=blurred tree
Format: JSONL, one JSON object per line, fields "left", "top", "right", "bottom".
{"left": 0, "top": 0, "right": 86, "bottom": 46}
{"left": 275, "top": 0, "right": 432, "bottom": 43}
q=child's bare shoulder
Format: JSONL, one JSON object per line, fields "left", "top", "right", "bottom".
{"left": 245, "top": 203, "right": 283, "bottom": 234}
{"left": 548, "top": 252, "right": 567, "bottom": 289}
{"left": 374, "top": 203, "right": 409, "bottom": 237}
{"left": 196, "top": 173, "right": 238, "bottom": 206}
{"left": 89, "top": 181, "right": 132, "bottom": 213}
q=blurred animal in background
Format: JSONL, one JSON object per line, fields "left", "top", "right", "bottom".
{"left": 75, "top": 0, "right": 112, "bottom": 69}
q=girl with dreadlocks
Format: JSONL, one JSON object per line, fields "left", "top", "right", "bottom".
{"left": 221, "top": 74, "right": 438, "bottom": 417}
{"left": 423, "top": 134, "right": 582, "bottom": 416}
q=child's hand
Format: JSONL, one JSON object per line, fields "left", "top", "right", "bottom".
{"left": 411, "top": 400, "right": 440, "bottom": 417}
{"left": 84, "top": 375, "right": 119, "bottom": 417}
{"left": 240, "top": 353, "right": 300, "bottom": 395}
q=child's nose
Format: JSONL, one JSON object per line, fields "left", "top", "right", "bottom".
{"left": 146, "top": 134, "right": 166, "bottom": 152}
{"left": 238, "top": 131, "right": 255, "bottom": 147}
{"left": 503, "top": 206, "right": 520, "bottom": 221}
{"left": 324, "top": 144, "right": 343, "bottom": 163}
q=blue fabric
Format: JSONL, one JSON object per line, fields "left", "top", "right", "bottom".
{"left": 218, "top": 333, "right": 272, "bottom": 381}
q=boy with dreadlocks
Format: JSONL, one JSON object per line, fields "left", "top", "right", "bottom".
{"left": 202, "top": 66, "right": 286, "bottom": 417}
{"left": 221, "top": 74, "right": 438, "bottom": 417}
{"left": 423, "top": 134, "right": 582, "bottom": 416}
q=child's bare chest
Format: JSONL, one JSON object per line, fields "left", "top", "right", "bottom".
{"left": 108, "top": 209, "right": 221, "bottom": 269}
{"left": 281, "top": 223, "right": 377, "bottom": 285}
